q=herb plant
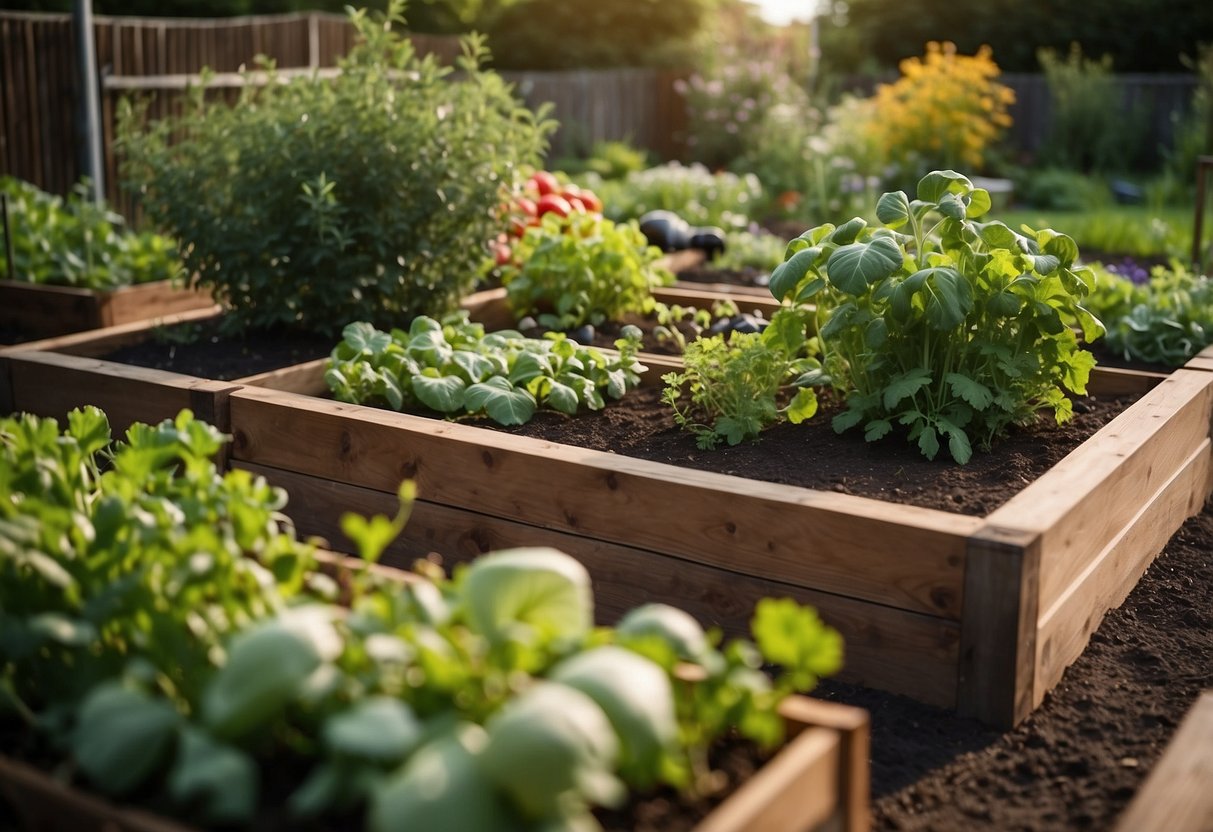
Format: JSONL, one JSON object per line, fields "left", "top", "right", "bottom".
{"left": 0, "top": 177, "right": 183, "bottom": 289}
{"left": 1085, "top": 260, "right": 1213, "bottom": 367}
{"left": 325, "top": 311, "right": 646, "bottom": 424}
{"left": 662, "top": 309, "right": 820, "bottom": 448}
{"left": 497, "top": 211, "right": 674, "bottom": 330}
{"left": 770, "top": 170, "right": 1104, "bottom": 463}
{"left": 118, "top": 2, "right": 552, "bottom": 336}
{"left": 2, "top": 407, "right": 844, "bottom": 830}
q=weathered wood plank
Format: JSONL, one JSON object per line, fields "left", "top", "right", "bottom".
{"left": 238, "top": 460, "right": 962, "bottom": 707}
{"left": 1, "top": 350, "right": 236, "bottom": 434}
{"left": 1114, "top": 691, "right": 1213, "bottom": 832}
{"left": 1034, "top": 439, "right": 1212, "bottom": 706}
{"left": 993, "top": 370, "right": 1213, "bottom": 613}
{"left": 229, "top": 386, "right": 976, "bottom": 619}
{"left": 957, "top": 527, "right": 1040, "bottom": 727}
{"left": 4, "top": 305, "right": 222, "bottom": 357}
{"left": 0, "top": 279, "right": 212, "bottom": 339}
{"left": 98, "top": 279, "right": 213, "bottom": 327}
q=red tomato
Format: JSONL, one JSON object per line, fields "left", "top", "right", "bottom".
{"left": 529, "top": 171, "right": 560, "bottom": 197}
{"left": 494, "top": 242, "right": 513, "bottom": 266}
{"left": 515, "top": 196, "right": 538, "bottom": 217}
{"left": 566, "top": 196, "right": 587, "bottom": 213}
{"left": 536, "top": 193, "right": 573, "bottom": 218}
{"left": 508, "top": 217, "right": 528, "bottom": 237}
{"left": 576, "top": 189, "right": 603, "bottom": 213}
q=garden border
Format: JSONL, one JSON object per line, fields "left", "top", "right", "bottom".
{"left": 0, "top": 278, "right": 214, "bottom": 339}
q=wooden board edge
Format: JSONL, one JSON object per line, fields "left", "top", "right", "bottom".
{"left": 777, "top": 697, "right": 871, "bottom": 832}
{"left": 957, "top": 526, "right": 1041, "bottom": 728}
{"left": 1113, "top": 691, "right": 1213, "bottom": 832}
{"left": 2, "top": 304, "right": 224, "bottom": 357}
{"left": 0, "top": 352, "right": 13, "bottom": 416}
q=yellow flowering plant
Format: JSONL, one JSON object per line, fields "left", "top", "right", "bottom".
{"left": 863, "top": 42, "right": 1015, "bottom": 178}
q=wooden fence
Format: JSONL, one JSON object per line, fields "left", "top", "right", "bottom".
{"left": 1, "top": 10, "right": 1202, "bottom": 217}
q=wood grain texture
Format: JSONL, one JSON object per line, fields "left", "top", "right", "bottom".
{"left": 989, "top": 369, "right": 1213, "bottom": 613}
{"left": 99, "top": 279, "right": 213, "bottom": 327}
{"left": 957, "top": 526, "right": 1040, "bottom": 728}
{"left": 5, "top": 305, "right": 222, "bottom": 357}
{"left": 777, "top": 697, "right": 871, "bottom": 832}
{"left": 1185, "top": 344, "right": 1213, "bottom": 372}
{"left": 0, "top": 279, "right": 212, "bottom": 339}
{"left": 3, "top": 350, "right": 236, "bottom": 434}
{"left": 238, "top": 460, "right": 961, "bottom": 707}
{"left": 1114, "top": 691, "right": 1213, "bottom": 832}
{"left": 1034, "top": 439, "right": 1213, "bottom": 706}
{"left": 228, "top": 386, "right": 976, "bottom": 619}
{"left": 1086, "top": 366, "right": 1166, "bottom": 397}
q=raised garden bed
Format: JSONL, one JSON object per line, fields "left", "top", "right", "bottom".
{"left": 224, "top": 359, "right": 1213, "bottom": 727}
{"left": 0, "top": 277, "right": 214, "bottom": 341}
{"left": 1113, "top": 691, "right": 1213, "bottom": 832}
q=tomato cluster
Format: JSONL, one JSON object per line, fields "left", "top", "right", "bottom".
{"left": 492, "top": 171, "right": 604, "bottom": 266}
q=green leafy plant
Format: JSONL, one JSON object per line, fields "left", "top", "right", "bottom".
{"left": 2, "top": 407, "right": 844, "bottom": 829}
{"left": 770, "top": 169, "right": 1104, "bottom": 463}
{"left": 662, "top": 309, "right": 820, "bottom": 448}
{"left": 325, "top": 311, "right": 646, "bottom": 424}
{"left": 713, "top": 229, "right": 789, "bottom": 273}
{"left": 1085, "top": 259, "right": 1213, "bottom": 366}
{"left": 0, "top": 177, "right": 183, "bottom": 289}
{"left": 497, "top": 211, "right": 674, "bottom": 330}
{"left": 584, "top": 162, "right": 764, "bottom": 231}
{"left": 118, "top": 2, "right": 552, "bottom": 336}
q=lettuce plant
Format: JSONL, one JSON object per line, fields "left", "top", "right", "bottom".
{"left": 770, "top": 170, "right": 1104, "bottom": 463}
{"left": 2, "top": 407, "right": 844, "bottom": 830}
{"left": 325, "top": 311, "right": 646, "bottom": 424}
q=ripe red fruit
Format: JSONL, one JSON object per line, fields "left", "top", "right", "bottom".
{"left": 529, "top": 171, "right": 560, "bottom": 197}
{"left": 515, "top": 196, "right": 538, "bottom": 217}
{"left": 536, "top": 193, "right": 573, "bottom": 218}
{"left": 576, "top": 189, "right": 603, "bottom": 213}
{"left": 494, "top": 242, "right": 513, "bottom": 266}
{"left": 565, "top": 196, "right": 587, "bottom": 213}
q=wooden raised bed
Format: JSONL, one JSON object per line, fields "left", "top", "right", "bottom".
{"left": 1114, "top": 691, "right": 1213, "bottom": 832}
{"left": 0, "top": 547, "right": 870, "bottom": 832}
{"left": 0, "top": 695, "right": 866, "bottom": 832}
{"left": 224, "top": 362, "right": 1213, "bottom": 728}
{"left": 0, "top": 278, "right": 214, "bottom": 340}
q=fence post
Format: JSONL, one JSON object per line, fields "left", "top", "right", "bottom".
{"left": 72, "top": 0, "right": 105, "bottom": 203}
{"left": 308, "top": 13, "right": 319, "bottom": 69}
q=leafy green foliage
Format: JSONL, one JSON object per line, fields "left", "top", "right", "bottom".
{"left": 325, "top": 311, "right": 646, "bottom": 424}
{"left": 583, "top": 162, "right": 764, "bottom": 231}
{"left": 770, "top": 170, "right": 1104, "bottom": 463}
{"left": 496, "top": 212, "right": 674, "bottom": 330}
{"left": 117, "top": 2, "right": 552, "bottom": 336}
{"left": 1085, "top": 260, "right": 1213, "bottom": 366}
{"left": 0, "top": 177, "right": 183, "bottom": 289}
{"left": 712, "top": 230, "right": 789, "bottom": 273}
{"left": 3, "top": 408, "right": 843, "bottom": 827}
{"left": 662, "top": 308, "right": 820, "bottom": 449}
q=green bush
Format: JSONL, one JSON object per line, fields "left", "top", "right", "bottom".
{"left": 118, "top": 2, "right": 552, "bottom": 336}
{"left": 0, "top": 177, "right": 182, "bottom": 289}
{"left": 585, "top": 162, "right": 764, "bottom": 231}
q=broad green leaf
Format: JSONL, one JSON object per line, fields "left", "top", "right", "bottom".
{"left": 917, "top": 170, "right": 972, "bottom": 204}
{"left": 819, "top": 302, "right": 860, "bottom": 340}
{"left": 875, "top": 190, "right": 911, "bottom": 228}
{"left": 716, "top": 416, "right": 748, "bottom": 446}
{"left": 324, "top": 697, "right": 422, "bottom": 762}
{"left": 616, "top": 604, "right": 713, "bottom": 666}
{"left": 462, "top": 547, "right": 592, "bottom": 645}
{"left": 379, "top": 372, "right": 404, "bottom": 411}
{"left": 945, "top": 373, "right": 994, "bottom": 410}
{"left": 203, "top": 617, "right": 326, "bottom": 739}
{"left": 1074, "top": 305, "right": 1106, "bottom": 343}
{"left": 466, "top": 378, "right": 537, "bottom": 425}
{"left": 917, "top": 425, "right": 940, "bottom": 460}
{"left": 1031, "top": 254, "right": 1061, "bottom": 275}
{"left": 1036, "top": 229, "right": 1080, "bottom": 265}
{"left": 752, "top": 597, "right": 844, "bottom": 686}
{"left": 369, "top": 726, "right": 519, "bottom": 832}
{"left": 411, "top": 374, "right": 466, "bottom": 413}
{"left": 343, "top": 321, "right": 392, "bottom": 356}
{"left": 966, "top": 188, "right": 992, "bottom": 218}
{"left": 795, "top": 276, "right": 827, "bottom": 303}
{"left": 864, "top": 419, "right": 892, "bottom": 440}
{"left": 831, "top": 408, "right": 864, "bottom": 433}
{"left": 987, "top": 289, "right": 1022, "bottom": 317}
{"left": 827, "top": 217, "right": 867, "bottom": 245}
{"left": 769, "top": 246, "right": 823, "bottom": 301}
{"left": 341, "top": 513, "right": 400, "bottom": 563}
{"left": 550, "top": 646, "right": 677, "bottom": 785}
{"left": 28, "top": 612, "right": 96, "bottom": 647}
{"left": 785, "top": 388, "right": 818, "bottom": 424}
{"left": 481, "top": 683, "right": 623, "bottom": 819}
{"left": 546, "top": 380, "right": 580, "bottom": 414}
{"left": 938, "top": 420, "right": 972, "bottom": 464}
{"left": 73, "top": 684, "right": 180, "bottom": 795}
{"left": 508, "top": 351, "right": 550, "bottom": 385}
{"left": 67, "top": 406, "right": 111, "bottom": 456}
{"left": 937, "top": 192, "right": 967, "bottom": 221}
{"left": 168, "top": 728, "right": 258, "bottom": 824}
{"left": 826, "top": 237, "right": 903, "bottom": 296}
{"left": 452, "top": 350, "right": 495, "bottom": 383}
{"left": 793, "top": 368, "right": 830, "bottom": 388}
{"left": 408, "top": 315, "right": 443, "bottom": 337}
{"left": 977, "top": 220, "right": 1020, "bottom": 249}
{"left": 1063, "top": 349, "right": 1097, "bottom": 394}
{"left": 919, "top": 268, "right": 973, "bottom": 330}
{"left": 882, "top": 367, "right": 932, "bottom": 410}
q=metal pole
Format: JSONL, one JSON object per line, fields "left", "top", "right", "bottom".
{"left": 73, "top": 0, "right": 105, "bottom": 205}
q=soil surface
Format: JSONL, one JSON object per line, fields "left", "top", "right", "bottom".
{"left": 675, "top": 263, "right": 770, "bottom": 290}
{"left": 480, "top": 385, "right": 1138, "bottom": 516}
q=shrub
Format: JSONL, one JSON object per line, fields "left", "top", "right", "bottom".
{"left": 0, "top": 177, "right": 182, "bottom": 289}
{"left": 585, "top": 162, "right": 763, "bottom": 231}
{"left": 118, "top": 2, "right": 552, "bottom": 336}
{"left": 861, "top": 42, "right": 1014, "bottom": 180}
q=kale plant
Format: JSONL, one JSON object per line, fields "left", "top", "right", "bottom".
{"left": 770, "top": 170, "right": 1104, "bottom": 463}
{"left": 118, "top": 2, "right": 552, "bottom": 336}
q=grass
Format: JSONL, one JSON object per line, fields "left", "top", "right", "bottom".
{"left": 998, "top": 205, "right": 1195, "bottom": 262}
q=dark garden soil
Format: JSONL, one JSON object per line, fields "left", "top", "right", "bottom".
{"left": 674, "top": 263, "right": 771, "bottom": 290}
{"left": 481, "top": 385, "right": 1138, "bottom": 517}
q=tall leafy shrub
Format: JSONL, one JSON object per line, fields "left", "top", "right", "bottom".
{"left": 119, "top": 2, "right": 552, "bottom": 335}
